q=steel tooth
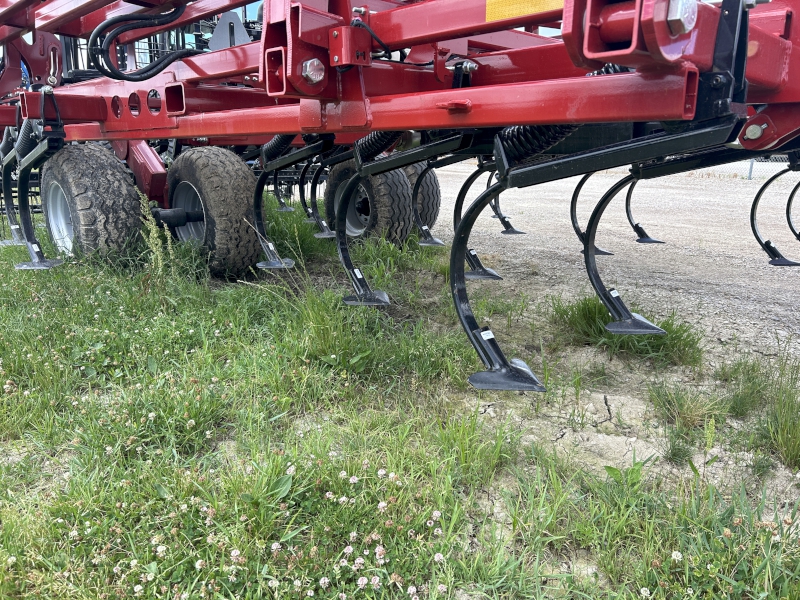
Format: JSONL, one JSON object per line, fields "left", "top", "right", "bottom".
{"left": 570, "top": 172, "right": 613, "bottom": 256}
{"left": 582, "top": 175, "right": 665, "bottom": 335}
{"left": 750, "top": 168, "right": 800, "bottom": 266}
{"left": 450, "top": 181, "right": 545, "bottom": 392}
{"left": 625, "top": 179, "right": 664, "bottom": 244}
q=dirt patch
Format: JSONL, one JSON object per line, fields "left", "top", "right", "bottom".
{"left": 436, "top": 161, "right": 800, "bottom": 505}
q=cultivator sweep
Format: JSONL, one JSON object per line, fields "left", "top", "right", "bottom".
{"left": 0, "top": 0, "right": 798, "bottom": 390}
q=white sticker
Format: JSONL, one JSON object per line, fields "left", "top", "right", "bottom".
{"left": 481, "top": 330, "right": 495, "bottom": 340}
{"left": 354, "top": 269, "right": 363, "bottom": 279}
{"left": 321, "top": 221, "right": 327, "bottom": 228}
{"left": 10, "top": 225, "right": 19, "bottom": 229}
{"left": 267, "top": 243, "right": 275, "bottom": 252}
{"left": 32, "top": 244, "right": 39, "bottom": 252}
{"left": 469, "top": 249, "right": 477, "bottom": 256}
{"left": 422, "top": 226, "right": 429, "bottom": 232}
{"left": 610, "top": 290, "right": 619, "bottom": 297}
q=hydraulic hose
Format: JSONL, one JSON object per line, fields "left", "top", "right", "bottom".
{"left": 89, "top": 6, "right": 201, "bottom": 82}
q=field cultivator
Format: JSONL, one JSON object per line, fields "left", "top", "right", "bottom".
{"left": 0, "top": 0, "right": 799, "bottom": 390}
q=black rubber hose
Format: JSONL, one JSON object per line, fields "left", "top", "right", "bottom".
{"left": 0, "top": 127, "right": 15, "bottom": 158}
{"left": 89, "top": 6, "right": 200, "bottom": 82}
{"left": 357, "top": 131, "right": 401, "bottom": 161}
{"left": 14, "top": 119, "right": 37, "bottom": 159}
{"left": 260, "top": 134, "right": 295, "bottom": 166}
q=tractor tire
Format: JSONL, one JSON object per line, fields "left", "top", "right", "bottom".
{"left": 323, "top": 159, "right": 413, "bottom": 244}
{"left": 167, "top": 146, "right": 260, "bottom": 276}
{"left": 41, "top": 143, "right": 141, "bottom": 256}
{"left": 402, "top": 162, "right": 441, "bottom": 229}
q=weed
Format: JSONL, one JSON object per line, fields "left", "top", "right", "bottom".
{"left": 663, "top": 427, "right": 694, "bottom": 466}
{"left": 715, "top": 356, "right": 772, "bottom": 417}
{"left": 549, "top": 295, "right": 703, "bottom": 367}
{"left": 648, "top": 382, "right": 726, "bottom": 430}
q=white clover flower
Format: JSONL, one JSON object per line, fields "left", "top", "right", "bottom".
{"left": 339, "top": 471, "right": 348, "bottom": 479}
{"left": 133, "top": 585, "right": 143, "bottom": 595}
{"left": 349, "top": 531, "right": 358, "bottom": 541}
{"left": 378, "top": 501, "right": 388, "bottom": 513}
{"left": 686, "top": 589, "right": 694, "bottom": 596}
{"left": 434, "top": 553, "right": 444, "bottom": 563}
{"left": 130, "top": 559, "right": 138, "bottom": 568}
{"left": 195, "top": 559, "right": 205, "bottom": 570}
{"left": 230, "top": 549, "right": 240, "bottom": 558}
{"left": 293, "top": 579, "right": 301, "bottom": 588}
{"left": 349, "top": 476, "right": 359, "bottom": 484}
{"left": 640, "top": 588, "right": 651, "bottom": 598}
{"left": 6, "top": 556, "right": 16, "bottom": 565}
{"left": 268, "top": 579, "right": 279, "bottom": 589}
{"left": 325, "top": 492, "right": 334, "bottom": 500}
{"left": 186, "top": 419, "right": 196, "bottom": 429}
{"left": 286, "top": 465, "right": 296, "bottom": 476}
{"left": 319, "top": 577, "right": 330, "bottom": 589}
{"left": 377, "top": 469, "right": 386, "bottom": 478}
{"left": 407, "top": 586, "right": 417, "bottom": 595}
{"left": 338, "top": 496, "right": 348, "bottom": 505}
{"left": 271, "top": 543, "right": 281, "bottom": 551}
{"left": 371, "top": 576, "right": 381, "bottom": 589}
{"left": 344, "top": 546, "right": 354, "bottom": 555}
{"left": 357, "top": 577, "right": 368, "bottom": 589}
{"left": 432, "top": 510, "right": 442, "bottom": 520}
{"left": 306, "top": 591, "right": 314, "bottom": 597}
{"left": 437, "top": 584, "right": 447, "bottom": 593}
{"left": 672, "top": 550, "right": 683, "bottom": 562}
{"left": 148, "top": 412, "right": 156, "bottom": 421}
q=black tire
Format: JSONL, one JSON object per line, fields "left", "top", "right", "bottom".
{"left": 402, "top": 162, "right": 441, "bottom": 229}
{"left": 323, "top": 159, "right": 413, "bottom": 244}
{"left": 167, "top": 146, "right": 260, "bottom": 276}
{"left": 41, "top": 143, "right": 141, "bottom": 256}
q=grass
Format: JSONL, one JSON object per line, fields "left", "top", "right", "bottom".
{"left": 549, "top": 295, "right": 703, "bottom": 367}
{"left": 1, "top": 201, "right": 800, "bottom": 597}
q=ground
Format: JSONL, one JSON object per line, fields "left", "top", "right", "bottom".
{"left": 0, "top": 157, "right": 799, "bottom": 598}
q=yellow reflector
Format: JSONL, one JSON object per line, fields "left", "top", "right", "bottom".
{"left": 486, "top": 0, "right": 563, "bottom": 22}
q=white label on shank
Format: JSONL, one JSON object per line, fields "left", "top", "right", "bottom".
{"left": 354, "top": 269, "right": 363, "bottom": 279}
{"left": 610, "top": 290, "right": 619, "bottom": 297}
{"left": 10, "top": 225, "right": 19, "bottom": 229}
{"left": 268, "top": 243, "right": 275, "bottom": 252}
{"left": 469, "top": 249, "right": 477, "bottom": 256}
{"left": 32, "top": 244, "right": 39, "bottom": 252}
{"left": 481, "top": 330, "right": 495, "bottom": 340}
{"left": 422, "top": 226, "right": 429, "bottom": 231}
{"left": 321, "top": 221, "right": 327, "bottom": 227}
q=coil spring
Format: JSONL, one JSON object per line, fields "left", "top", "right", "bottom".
{"left": 357, "top": 131, "right": 402, "bottom": 161}
{"left": 498, "top": 64, "right": 628, "bottom": 164}
{"left": 14, "top": 119, "right": 38, "bottom": 159}
{"left": 0, "top": 127, "right": 15, "bottom": 159}
{"left": 260, "top": 134, "right": 295, "bottom": 166}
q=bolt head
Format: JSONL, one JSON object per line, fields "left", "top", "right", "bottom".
{"left": 301, "top": 58, "right": 325, "bottom": 85}
{"left": 667, "top": 0, "right": 698, "bottom": 36}
{"left": 745, "top": 124, "right": 764, "bottom": 140}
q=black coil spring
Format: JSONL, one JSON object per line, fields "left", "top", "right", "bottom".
{"left": 357, "top": 131, "right": 402, "bottom": 161}
{"left": 498, "top": 124, "right": 578, "bottom": 164}
{"left": 14, "top": 119, "right": 37, "bottom": 159}
{"left": 260, "top": 134, "right": 295, "bottom": 166}
{"left": 498, "top": 64, "right": 628, "bottom": 163}
{"left": 0, "top": 127, "right": 15, "bottom": 159}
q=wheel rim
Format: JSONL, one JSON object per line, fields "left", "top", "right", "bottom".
{"left": 345, "top": 184, "right": 370, "bottom": 237}
{"left": 172, "top": 181, "right": 206, "bottom": 242}
{"left": 46, "top": 181, "right": 74, "bottom": 253}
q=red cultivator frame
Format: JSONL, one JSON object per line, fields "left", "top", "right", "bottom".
{"left": 0, "top": 0, "right": 799, "bottom": 390}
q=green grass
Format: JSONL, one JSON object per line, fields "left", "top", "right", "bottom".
{"left": 1, "top": 205, "right": 800, "bottom": 597}
{"left": 549, "top": 295, "right": 703, "bottom": 367}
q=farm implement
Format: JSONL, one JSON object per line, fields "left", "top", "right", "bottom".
{"left": 0, "top": 0, "right": 798, "bottom": 390}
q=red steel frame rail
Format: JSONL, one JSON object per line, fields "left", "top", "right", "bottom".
{"left": 0, "top": 0, "right": 799, "bottom": 151}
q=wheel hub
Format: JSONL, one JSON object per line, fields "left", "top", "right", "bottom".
{"left": 46, "top": 181, "right": 74, "bottom": 253}
{"left": 172, "top": 181, "right": 206, "bottom": 242}
{"left": 345, "top": 184, "right": 371, "bottom": 237}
